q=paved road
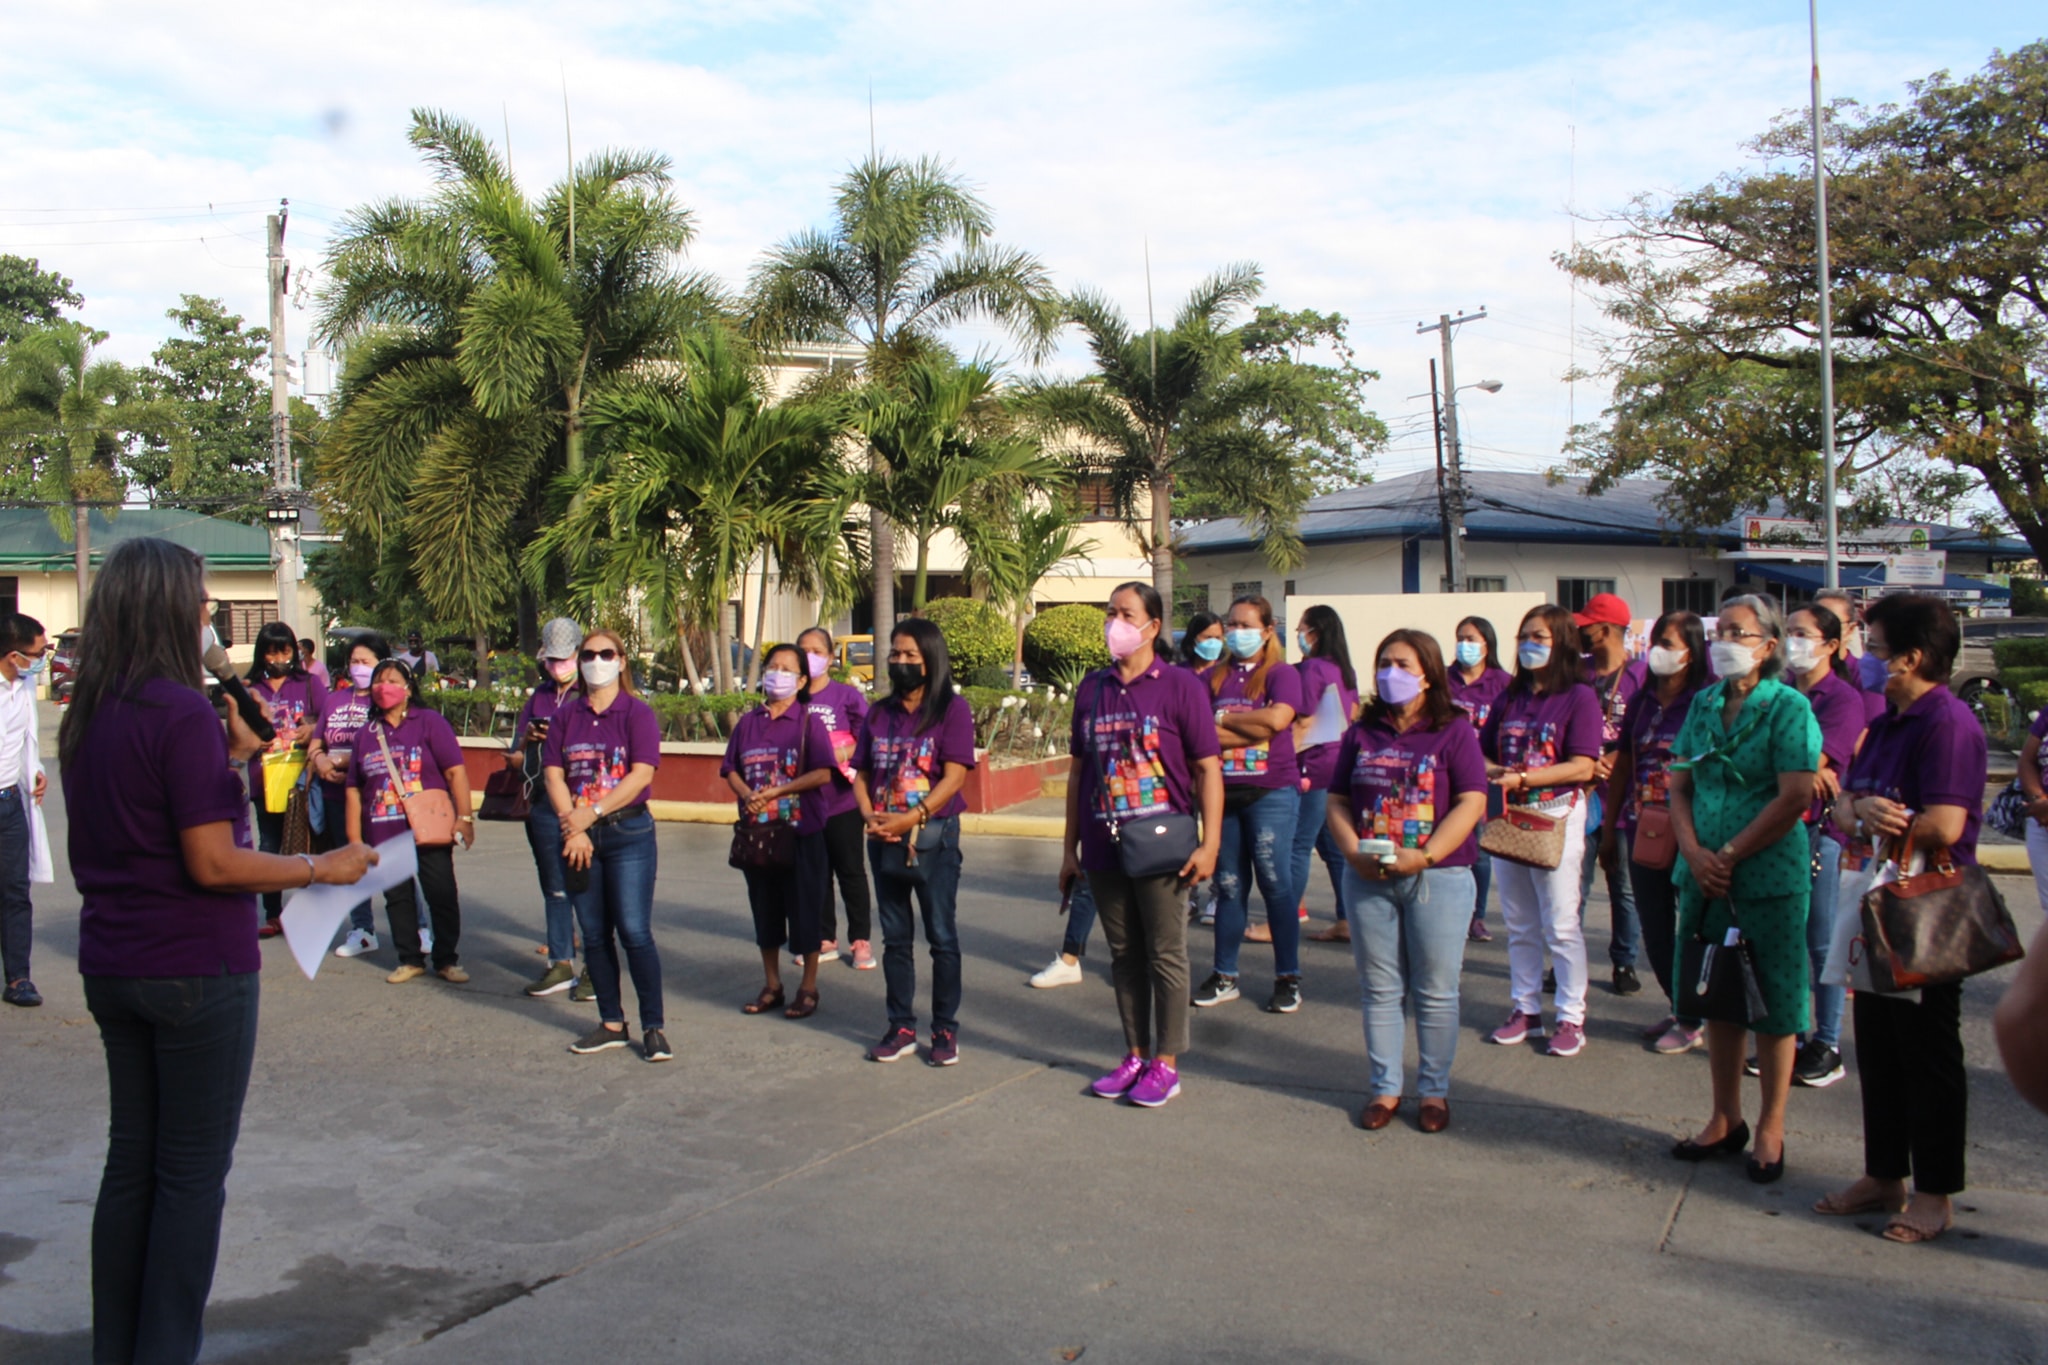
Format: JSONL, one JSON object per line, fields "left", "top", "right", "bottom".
{"left": 3, "top": 748, "right": 2045, "bottom": 1363}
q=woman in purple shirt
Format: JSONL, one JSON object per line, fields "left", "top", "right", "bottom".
{"left": 1193, "top": 594, "right": 1307, "bottom": 1014}
{"left": 61, "top": 538, "right": 375, "bottom": 1365}
{"left": 1291, "top": 605, "right": 1359, "bottom": 946}
{"left": 545, "top": 629, "right": 667, "bottom": 1061}
{"left": 247, "top": 620, "right": 328, "bottom": 937}
{"left": 306, "top": 631, "right": 390, "bottom": 959}
{"left": 725, "top": 642, "right": 840, "bottom": 1019}
{"left": 798, "top": 626, "right": 875, "bottom": 970}
{"left": 1600, "top": 610, "right": 1709, "bottom": 1055}
{"left": 1450, "top": 614, "right": 1513, "bottom": 943}
{"left": 1327, "top": 629, "right": 1489, "bottom": 1132}
{"left": 516, "top": 617, "right": 586, "bottom": 1000}
{"left": 1818, "top": 594, "right": 1986, "bottom": 1245}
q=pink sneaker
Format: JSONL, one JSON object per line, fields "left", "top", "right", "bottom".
{"left": 1545, "top": 1021, "right": 1587, "bottom": 1057}
{"left": 850, "top": 940, "right": 877, "bottom": 970}
{"left": 1090, "top": 1055, "right": 1148, "bottom": 1099}
{"left": 1489, "top": 1011, "right": 1543, "bottom": 1046}
{"left": 1127, "top": 1060, "right": 1181, "bottom": 1108}
{"left": 1653, "top": 1021, "right": 1704, "bottom": 1055}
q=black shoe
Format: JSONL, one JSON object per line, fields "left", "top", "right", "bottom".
{"left": 643, "top": 1029, "right": 674, "bottom": 1062}
{"left": 1793, "top": 1041, "right": 1845, "bottom": 1088}
{"left": 1612, "top": 965, "right": 1642, "bottom": 996}
{"left": 1542, "top": 968, "right": 1557, "bottom": 994}
{"left": 570, "top": 1024, "right": 631, "bottom": 1054}
{"left": 1747, "top": 1143, "right": 1787, "bottom": 1184}
{"left": 1265, "top": 978, "right": 1302, "bottom": 1014}
{"left": 1672, "top": 1120, "right": 1750, "bottom": 1162}
{"left": 1191, "top": 972, "right": 1240, "bottom": 1008}
{"left": 1743, "top": 1053, "right": 1761, "bottom": 1077}
{"left": 3, "top": 980, "right": 41, "bottom": 1007}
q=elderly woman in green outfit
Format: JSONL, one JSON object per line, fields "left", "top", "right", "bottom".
{"left": 1666, "top": 594, "right": 1822, "bottom": 1184}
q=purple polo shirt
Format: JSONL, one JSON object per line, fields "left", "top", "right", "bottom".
{"left": 315, "top": 688, "right": 374, "bottom": 806}
{"left": 1587, "top": 656, "right": 1649, "bottom": 751}
{"left": 721, "top": 704, "right": 839, "bottom": 836}
{"left": 69, "top": 678, "right": 260, "bottom": 977}
{"left": 514, "top": 680, "right": 577, "bottom": 739}
{"left": 251, "top": 671, "right": 328, "bottom": 736}
{"left": 1480, "top": 682, "right": 1604, "bottom": 807}
{"left": 1294, "top": 656, "right": 1357, "bottom": 790}
{"left": 1448, "top": 665, "right": 1512, "bottom": 731}
{"left": 1070, "top": 660, "right": 1222, "bottom": 873}
{"left": 1329, "top": 715, "right": 1488, "bottom": 867}
{"left": 2031, "top": 705, "right": 2048, "bottom": 756}
{"left": 804, "top": 680, "right": 870, "bottom": 822}
{"left": 855, "top": 693, "right": 978, "bottom": 820}
{"left": 1861, "top": 688, "right": 1888, "bottom": 726}
{"left": 352, "top": 707, "right": 466, "bottom": 846}
{"left": 1842, "top": 684, "right": 1987, "bottom": 866}
{"left": 1805, "top": 670, "right": 1868, "bottom": 826}
{"left": 1618, "top": 682, "right": 1702, "bottom": 834}
{"left": 542, "top": 691, "right": 664, "bottom": 811}
{"left": 1205, "top": 659, "right": 1304, "bottom": 788}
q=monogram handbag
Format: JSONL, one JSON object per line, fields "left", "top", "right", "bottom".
{"left": 1631, "top": 803, "right": 1678, "bottom": 871}
{"left": 373, "top": 726, "right": 458, "bottom": 847}
{"left": 1481, "top": 801, "right": 1569, "bottom": 869}
{"left": 281, "top": 776, "right": 315, "bottom": 857}
{"left": 479, "top": 752, "right": 532, "bottom": 822}
{"left": 1858, "top": 850, "right": 2026, "bottom": 991}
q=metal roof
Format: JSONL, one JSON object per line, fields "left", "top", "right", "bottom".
{"left": 0, "top": 507, "right": 273, "bottom": 571}
{"left": 1178, "top": 469, "right": 2033, "bottom": 558}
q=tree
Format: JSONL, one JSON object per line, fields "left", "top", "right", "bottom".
{"left": 1562, "top": 43, "right": 2048, "bottom": 560}
{"left": 958, "top": 489, "right": 1097, "bottom": 686}
{"left": 0, "top": 255, "right": 82, "bottom": 344}
{"left": 748, "top": 154, "right": 1061, "bottom": 631}
{"left": 127, "top": 296, "right": 272, "bottom": 519}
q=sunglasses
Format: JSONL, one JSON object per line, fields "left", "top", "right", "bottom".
{"left": 579, "top": 648, "right": 619, "bottom": 662}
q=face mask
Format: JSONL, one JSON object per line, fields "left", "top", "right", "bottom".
{"left": 370, "top": 683, "right": 408, "bottom": 710}
{"left": 1376, "top": 665, "right": 1423, "bottom": 706}
{"left": 348, "top": 663, "right": 376, "bottom": 689}
{"left": 1709, "top": 641, "right": 1757, "bottom": 679}
{"left": 581, "top": 656, "right": 622, "bottom": 688}
{"left": 1296, "top": 631, "right": 1313, "bottom": 656}
{"left": 1105, "top": 617, "right": 1149, "bottom": 661}
{"left": 1192, "top": 636, "right": 1223, "bottom": 663}
{"left": 887, "top": 661, "right": 926, "bottom": 693}
{"left": 545, "top": 657, "right": 578, "bottom": 684}
{"left": 264, "top": 660, "right": 291, "bottom": 678}
{"left": 1225, "top": 628, "right": 1264, "bottom": 661}
{"left": 805, "top": 651, "right": 832, "bottom": 679}
{"left": 762, "top": 669, "right": 800, "bottom": 700}
{"left": 1841, "top": 624, "right": 1865, "bottom": 658}
{"left": 1784, "top": 637, "right": 1823, "bottom": 674}
{"left": 1517, "top": 641, "right": 1552, "bottom": 671}
{"left": 1455, "top": 640, "right": 1485, "bottom": 668}
{"left": 200, "top": 624, "right": 217, "bottom": 655}
{"left": 16, "top": 653, "right": 45, "bottom": 677}
{"left": 1647, "top": 645, "right": 1688, "bottom": 677}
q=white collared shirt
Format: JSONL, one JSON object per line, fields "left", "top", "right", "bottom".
{"left": 0, "top": 669, "right": 36, "bottom": 792}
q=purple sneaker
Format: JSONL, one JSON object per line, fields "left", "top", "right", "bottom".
{"left": 1545, "top": 1021, "right": 1587, "bottom": 1057}
{"left": 867, "top": 1027, "right": 918, "bottom": 1063}
{"left": 1127, "top": 1060, "right": 1181, "bottom": 1108}
{"left": 1091, "top": 1054, "right": 1149, "bottom": 1099}
{"left": 1467, "top": 914, "right": 1492, "bottom": 943}
{"left": 927, "top": 1029, "right": 960, "bottom": 1067}
{"left": 1488, "top": 1011, "right": 1543, "bottom": 1046}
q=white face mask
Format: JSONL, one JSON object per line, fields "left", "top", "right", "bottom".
{"left": 580, "top": 656, "right": 622, "bottom": 688}
{"left": 1646, "top": 645, "right": 1688, "bottom": 677}
{"left": 1709, "top": 641, "right": 1758, "bottom": 680}
{"left": 1783, "top": 637, "right": 1824, "bottom": 674}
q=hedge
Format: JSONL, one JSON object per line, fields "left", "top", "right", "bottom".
{"left": 1993, "top": 637, "right": 2048, "bottom": 670}
{"left": 915, "top": 598, "right": 1013, "bottom": 676}
{"left": 1024, "top": 603, "right": 1110, "bottom": 679}
{"left": 1993, "top": 666, "right": 2048, "bottom": 691}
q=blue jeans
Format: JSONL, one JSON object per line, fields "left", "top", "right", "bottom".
{"left": 1581, "top": 793, "right": 1640, "bottom": 969}
{"left": 0, "top": 792, "right": 32, "bottom": 983}
{"left": 1346, "top": 865, "right": 1475, "bottom": 1099}
{"left": 525, "top": 806, "right": 575, "bottom": 964}
{"left": 572, "top": 808, "right": 662, "bottom": 1031}
{"left": 1063, "top": 875, "right": 1097, "bottom": 958}
{"left": 1289, "top": 786, "right": 1348, "bottom": 921}
{"left": 85, "top": 971, "right": 260, "bottom": 1365}
{"left": 1472, "top": 851, "right": 1493, "bottom": 926}
{"left": 871, "top": 815, "right": 964, "bottom": 1035}
{"left": 1214, "top": 786, "right": 1301, "bottom": 978}
{"left": 1807, "top": 826, "right": 1845, "bottom": 1050}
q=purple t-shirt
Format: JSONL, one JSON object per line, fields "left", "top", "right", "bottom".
{"left": 1070, "top": 661, "right": 1223, "bottom": 873}
{"left": 542, "top": 691, "right": 664, "bottom": 812}
{"left": 855, "top": 693, "right": 978, "bottom": 820}
{"left": 251, "top": 671, "right": 328, "bottom": 737}
{"left": 1805, "top": 670, "right": 1868, "bottom": 826}
{"left": 804, "top": 680, "right": 870, "bottom": 822}
{"left": 352, "top": 707, "right": 466, "bottom": 847}
{"left": 1842, "top": 684, "right": 1986, "bottom": 866}
{"left": 68, "top": 678, "right": 259, "bottom": 977}
{"left": 1294, "top": 656, "right": 1357, "bottom": 790}
{"left": 1618, "top": 682, "right": 1702, "bottom": 834}
{"left": 1480, "top": 682, "right": 1604, "bottom": 807}
{"left": 1448, "top": 666, "right": 1512, "bottom": 732}
{"left": 1205, "top": 659, "right": 1305, "bottom": 788}
{"left": 721, "top": 705, "right": 839, "bottom": 836}
{"left": 1328, "top": 716, "right": 1488, "bottom": 868}
{"left": 315, "top": 687, "right": 374, "bottom": 805}
{"left": 1588, "top": 657, "right": 1649, "bottom": 751}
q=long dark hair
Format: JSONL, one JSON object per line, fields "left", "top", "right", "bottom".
{"left": 1297, "top": 603, "right": 1356, "bottom": 692}
{"left": 59, "top": 539, "right": 210, "bottom": 769}
{"left": 760, "top": 642, "right": 812, "bottom": 708}
{"left": 1649, "top": 610, "right": 1711, "bottom": 693}
{"left": 1455, "top": 615, "right": 1499, "bottom": 672}
{"left": 1179, "top": 611, "right": 1222, "bottom": 667}
{"left": 1511, "top": 604, "right": 1584, "bottom": 697}
{"left": 889, "top": 616, "right": 957, "bottom": 735}
{"left": 246, "top": 620, "right": 306, "bottom": 684}
{"left": 1363, "top": 628, "right": 1459, "bottom": 730}
{"left": 1791, "top": 602, "right": 1851, "bottom": 681}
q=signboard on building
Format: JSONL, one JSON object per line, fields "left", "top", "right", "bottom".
{"left": 1884, "top": 551, "right": 1948, "bottom": 586}
{"left": 1741, "top": 516, "right": 1932, "bottom": 562}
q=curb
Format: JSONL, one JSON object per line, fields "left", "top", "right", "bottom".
{"left": 1980, "top": 844, "right": 2032, "bottom": 875}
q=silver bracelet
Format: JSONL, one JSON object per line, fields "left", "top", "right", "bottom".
{"left": 297, "top": 852, "right": 318, "bottom": 886}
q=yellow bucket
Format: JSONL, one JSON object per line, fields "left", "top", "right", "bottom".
{"left": 260, "top": 747, "right": 309, "bottom": 813}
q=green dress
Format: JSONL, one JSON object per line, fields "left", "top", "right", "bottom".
{"left": 1671, "top": 676, "right": 1822, "bottom": 1036}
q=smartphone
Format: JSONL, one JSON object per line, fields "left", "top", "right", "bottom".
{"left": 1059, "top": 881, "right": 1074, "bottom": 916}
{"left": 566, "top": 861, "right": 590, "bottom": 894}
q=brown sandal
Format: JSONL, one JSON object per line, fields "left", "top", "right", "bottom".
{"left": 742, "top": 986, "right": 786, "bottom": 1015}
{"left": 1308, "top": 924, "right": 1351, "bottom": 943}
{"left": 784, "top": 988, "right": 820, "bottom": 1020}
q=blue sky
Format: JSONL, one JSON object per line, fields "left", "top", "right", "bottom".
{"left": 2, "top": 1, "right": 2040, "bottom": 481}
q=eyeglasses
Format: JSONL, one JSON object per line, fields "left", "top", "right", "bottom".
{"left": 1713, "top": 628, "right": 1764, "bottom": 643}
{"left": 579, "top": 648, "right": 619, "bottom": 662}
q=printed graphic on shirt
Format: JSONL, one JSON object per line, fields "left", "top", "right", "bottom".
{"left": 563, "top": 742, "right": 628, "bottom": 808}
{"left": 1087, "top": 707, "right": 1173, "bottom": 826}
{"left": 1594, "top": 672, "right": 1632, "bottom": 748}
{"left": 871, "top": 733, "right": 940, "bottom": 814}
{"left": 322, "top": 697, "right": 371, "bottom": 770}
{"left": 1351, "top": 745, "right": 1437, "bottom": 848}
{"left": 1217, "top": 696, "right": 1269, "bottom": 777}
{"left": 364, "top": 743, "right": 425, "bottom": 825}
{"left": 1453, "top": 695, "right": 1497, "bottom": 729}
{"left": 809, "top": 701, "right": 858, "bottom": 777}
{"left": 1499, "top": 719, "right": 1573, "bottom": 807}
{"left": 739, "top": 741, "right": 802, "bottom": 824}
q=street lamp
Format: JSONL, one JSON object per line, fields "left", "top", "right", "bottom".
{"left": 1439, "top": 379, "right": 1502, "bottom": 591}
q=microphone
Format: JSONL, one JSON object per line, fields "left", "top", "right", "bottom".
{"left": 203, "top": 634, "right": 277, "bottom": 745}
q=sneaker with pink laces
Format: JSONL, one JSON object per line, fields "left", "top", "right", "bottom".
{"left": 1127, "top": 1060, "right": 1181, "bottom": 1108}
{"left": 1653, "top": 1021, "right": 1704, "bottom": 1055}
{"left": 1489, "top": 1011, "right": 1543, "bottom": 1046}
{"left": 1545, "top": 1021, "right": 1587, "bottom": 1057}
{"left": 850, "top": 940, "right": 877, "bottom": 970}
{"left": 1090, "top": 1054, "right": 1149, "bottom": 1099}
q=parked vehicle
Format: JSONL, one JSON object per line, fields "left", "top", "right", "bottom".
{"left": 1956, "top": 616, "right": 2048, "bottom": 707}
{"left": 837, "top": 633, "right": 875, "bottom": 683}
{"left": 49, "top": 629, "right": 81, "bottom": 702}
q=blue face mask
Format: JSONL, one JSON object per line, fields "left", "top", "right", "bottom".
{"left": 1192, "top": 636, "right": 1223, "bottom": 663}
{"left": 22, "top": 655, "right": 46, "bottom": 677}
{"left": 1296, "top": 631, "right": 1313, "bottom": 656}
{"left": 1518, "top": 641, "right": 1552, "bottom": 671}
{"left": 1455, "top": 640, "right": 1485, "bottom": 668}
{"left": 1225, "top": 628, "right": 1264, "bottom": 661}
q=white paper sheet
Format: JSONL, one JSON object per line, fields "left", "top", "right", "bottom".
{"left": 1303, "top": 683, "right": 1349, "bottom": 747}
{"left": 280, "top": 835, "right": 419, "bottom": 980}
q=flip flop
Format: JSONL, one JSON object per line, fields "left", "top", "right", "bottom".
{"left": 784, "top": 988, "right": 820, "bottom": 1020}
{"left": 1813, "top": 1186, "right": 1907, "bottom": 1217}
{"left": 1307, "top": 924, "right": 1351, "bottom": 943}
{"left": 742, "top": 986, "right": 786, "bottom": 1015}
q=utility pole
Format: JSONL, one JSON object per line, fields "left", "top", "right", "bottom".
{"left": 1809, "top": 0, "right": 1841, "bottom": 590}
{"left": 1430, "top": 359, "right": 1454, "bottom": 592}
{"left": 1417, "top": 309, "right": 1487, "bottom": 591}
{"left": 266, "top": 202, "right": 303, "bottom": 635}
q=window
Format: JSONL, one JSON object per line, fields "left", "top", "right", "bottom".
{"left": 1662, "top": 578, "right": 1718, "bottom": 615}
{"left": 1283, "top": 579, "right": 1297, "bottom": 597}
{"left": 1174, "top": 582, "right": 1210, "bottom": 620}
{"left": 213, "top": 600, "right": 278, "bottom": 649}
{"left": 1466, "top": 576, "right": 1507, "bottom": 593}
{"left": 1071, "top": 475, "right": 1120, "bottom": 520}
{"left": 0, "top": 576, "right": 15, "bottom": 621}
{"left": 1555, "top": 578, "right": 1617, "bottom": 614}
{"left": 1229, "top": 580, "right": 1264, "bottom": 604}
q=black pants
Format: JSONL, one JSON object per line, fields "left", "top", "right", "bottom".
{"left": 1855, "top": 982, "right": 1967, "bottom": 1195}
{"left": 386, "top": 844, "right": 461, "bottom": 969}
{"left": 252, "top": 798, "right": 286, "bottom": 922}
{"left": 85, "top": 971, "right": 260, "bottom": 1365}
{"left": 742, "top": 831, "right": 830, "bottom": 955}
{"left": 0, "top": 790, "right": 32, "bottom": 984}
{"left": 1628, "top": 846, "right": 1698, "bottom": 1027}
{"left": 820, "top": 808, "right": 874, "bottom": 943}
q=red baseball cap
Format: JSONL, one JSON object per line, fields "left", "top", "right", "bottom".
{"left": 1573, "top": 593, "right": 1632, "bottom": 628}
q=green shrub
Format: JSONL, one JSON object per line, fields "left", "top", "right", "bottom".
{"left": 1993, "top": 666, "right": 2048, "bottom": 690}
{"left": 2011, "top": 577, "right": 2046, "bottom": 616}
{"left": 916, "top": 598, "right": 1014, "bottom": 676}
{"left": 962, "top": 664, "right": 1014, "bottom": 689}
{"left": 1023, "top": 603, "right": 1109, "bottom": 678}
{"left": 1993, "top": 637, "right": 2048, "bottom": 669}
{"left": 2016, "top": 680, "right": 2048, "bottom": 719}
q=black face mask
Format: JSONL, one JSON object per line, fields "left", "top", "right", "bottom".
{"left": 887, "top": 661, "right": 926, "bottom": 694}
{"left": 264, "top": 661, "right": 291, "bottom": 678}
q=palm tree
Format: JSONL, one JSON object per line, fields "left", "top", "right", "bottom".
{"left": 316, "top": 109, "right": 719, "bottom": 668}
{"left": 960, "top": 490, "right": 1097, "bottom": 687}
{"left": 748, "top": 154, "right": 1061, "bottom": 631}
{"left": 0, "top": 322, "right": 185, "bottom": 623}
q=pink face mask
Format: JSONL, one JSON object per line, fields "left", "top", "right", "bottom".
{"left": 546, "top": 657, "right": 577, "bottom": 683}
{"left": 805, "top": 651, "right": 832, "bottom": 679}
{"left": 370, "top": 683, "right": 409, "bottom": 711}
{"left": 1105, "top": 616, "right": 1150, "bottom": 661}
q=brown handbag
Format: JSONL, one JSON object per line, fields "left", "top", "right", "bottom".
{"left": 478, "top": 753, "right": 533, "bottom": 822}
{"left": 281, "top": 780, "right": 315, "bottom": 857}
{"left": 1480, "top": 802, "right": 1569, "bottom": 869}
{"left": 1631, "top": 803, "right": 1677, "bottom": 871}
{"left": 1858, "top": 850, "right": 2026, "bottom": 991}
{"left": 373, "top": 725, "right": 459, "bottom": 847}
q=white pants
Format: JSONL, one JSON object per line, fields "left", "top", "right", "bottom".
{"left": 1494, "top": 800, "right": 1590, "bottom": 1026}
{"left": 2027, "top": 819, "right": 2048, "bottom": 920}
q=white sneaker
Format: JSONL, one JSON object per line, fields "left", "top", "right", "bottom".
{"left": 1028, "top": 955, "right": 1084, "bottom": 988}
{"left": 793, "top": 941, "right": 842, "bottom": 964}
{"left": 333, "top": 929, "right": 378, "bottom": 959}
